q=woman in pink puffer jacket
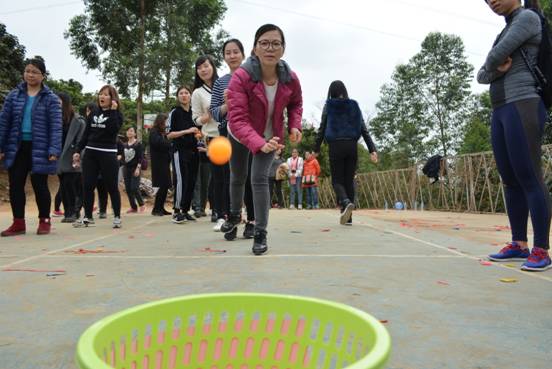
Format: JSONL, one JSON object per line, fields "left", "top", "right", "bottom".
{"left": 221, "top": 23, "right": 303, "bottom": 256}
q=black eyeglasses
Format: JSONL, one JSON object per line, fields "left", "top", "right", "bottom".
{"left": 257, "top": 40, "right": 284, "bottom": 50}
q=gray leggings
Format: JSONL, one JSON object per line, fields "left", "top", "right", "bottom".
{"left": 229, "top": 136, "right": 274, "bottom": 231}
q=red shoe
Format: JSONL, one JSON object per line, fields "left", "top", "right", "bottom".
{"left": 126, "top": 208, "right": 138, "bottom": 214}
{"left": 52, "top": 210, "right": 64, "bottom": 217}
{"left": 139, "top": 205, "right": 146, "bottom": 213}
{"left": 37, "top": 218, "right": 52, "bottom": 235}
{"left": 1, "top": 218, "right": 26, "bottom": 237}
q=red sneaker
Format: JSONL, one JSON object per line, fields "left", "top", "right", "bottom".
{"left": 126, "top": 208, "right": 138, "bottom": 214}
{"left": 52, "top": 210, "right": 64, "bottom": 217}
{"left": 37, "top": 218, "right": 51, "bottom": 235}
{"left": 1, "top": 218, "right": 26, "bottom": 237}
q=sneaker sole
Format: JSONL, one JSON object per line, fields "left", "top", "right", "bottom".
{"left": 488, "top": 257, "right": 529, "bottom": 262}
{"left": 172, "top": 219, "right": 187, "bottom": 224}
{"left": 113, "top": 224, "right": 122, "bottom": 229}
{"left": 521, "top": 264, "right": 552, "bottom": 272}
{"left": 252, "top": 246, "right": 268, "bottom": 255}
{"left": 1, "top": 231, "right": 26, "bottom": 237}
{"left": 340, "top": 203, "right": 354, "bottom": 225}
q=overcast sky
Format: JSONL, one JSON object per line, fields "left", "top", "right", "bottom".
{"left": 0, "top": 0, "right": 503, "bottom": 124}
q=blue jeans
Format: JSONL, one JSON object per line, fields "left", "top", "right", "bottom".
{"left": 289, "top": 177, "right": 302, "bottom": 207}
{"left": 305, "top": 187, "right": 319, "bottom": 208}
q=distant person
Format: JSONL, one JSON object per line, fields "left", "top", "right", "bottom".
{"left": 302, "top": 151, "right": 321, "bottom": 209}
{"left": 149, "top": 113, "right": 172, "bottom": 216}
{"left": 0, "top": 57, "right": 62, "bottom": 236}
{"left": 269, "top": 148, "right": 285, "bottom": 209}
{"left": 221, "top": 24, "right": 303, "bottom": 255}
{"left": 122, "top": 126, "right": 145, "bottom": 213}
{"left": 478, "top": 0, "right": 551, "bottom": 271}
{"left": 314, "top": 80, "right": 377, "bottom": 225}
{"left": 56, "top": 92, "right": 85, "bottom": 223}
{"left": 73, "top": 85, "right": 123, "bottom": 228}
{"left": 286, "top": 148, "right": 304, "bottom": 209}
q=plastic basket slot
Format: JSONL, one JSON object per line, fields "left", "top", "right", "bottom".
{"left": 120, "top": 338, "right": 126, "bottom": 362}
{"left": 131, "top": 360, "right": 137, "bottom": 369}
{"left": 143, "top": 354, "right": 150, "bottom": 369}
{"left": 274, "top": 340, "right": 285, "bottom": 360}
{"left": 158, "top": 320, "right": 167, "bottom": 344}
{"left": 219, "top": 312, "right": 229, "bottom": 333}
{"left": 260, "top": 338, "right": 270, "bottom": 359}
{"left": 280, "top": 315, "right": 291, "bottom": 335}
{"left": 295, "top": 318, "right": 306, "bottom": 338}
{"left": 288, "top": 342, "right": 299, "bottom": 364}
{"left": 265, "top": 313, "right": 276, "bottom": 333}
{"left": 214, "top": 338, "right": 224, "bottom": 360}
{"left": 316, "top": 349, "right": 326, "bottom": 369}
{"left": 183, "top": 342, "right": 193, "bottom": 365}
{"left": 335, "top": 327, "right": 343, "bottom": 349}
{"left": 110, "top": 341, "right": 116, "bottom": 367}
{"left": 310, "top": 320, "right": 320, "bottom": 341}
{"left": 240, "top": 364, "right": 248, "bottom": 369}
{"left": 303, "top": 345, "right": 313, "bottom": 367}
{"left": 225, "top": 364, "right": 233, "bottom": 369}
{"left": 245, "top": 337, "right": 255, "bottom": 359}
{"left": 250, "top": 312, "right": 260, "bottom": 332}
{"left": 188, "top": 315, "right": 197, "bottom": 337}
{"left": 155, "top": 349, "right": 164, "bottom": 369}
{"left": 229, "top": 337, "right": 239, "bottom": 358}
{"left": 169, "top": 346, "right": 178, "bottom": 369}
{"left": 203, "top": 313, "right": 213, "bottom": 335}
{"left": 329, "top": 355, "right": 337, "bottom": 369}
{"left": 323, "top": 323, "right": 332, "bottom": 344}
{"left": 199, "top": 339, "right": 209, "bottom": 362}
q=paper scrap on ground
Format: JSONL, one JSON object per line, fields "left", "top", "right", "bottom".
{"left": 203, "top": 247, "right": 226, "bottom": 253}
{"left": 64, "top": 248, "right": 126, "bottom": 254}
{"left": 3, "top": 268, "right": 66, "bottom": 273}
{"left": 500, "top": 278, "right": 518, "bottom": 283}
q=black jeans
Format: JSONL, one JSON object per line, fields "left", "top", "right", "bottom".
{"left": 123, "top": 166, "right": 144, "bottom": 210}
{"left": 153, "top": 184, "right": 169, "bottom": 212}
{"left": 211, "top": 162, "right": 230, "bottom": 219}
{"left": 82, "top": 149, "right": 121, "bottom": 218}
{"left": 329, "top": 140, "right": 358, "bottom": 207}
{"left": 173, "top": 149, "right": 199, "bottom": 212}
{"left": 8, "top": 141, "right": 51, "bottom": 219}
{"left": 269, "top": 178, "right": 284, "bottom": 208}
{"left": 60, "top": 172, "right": 80, "bottom": 217}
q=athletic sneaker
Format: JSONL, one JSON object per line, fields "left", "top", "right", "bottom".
{"left": 213, "top": 218, "right": 225, "bottom": 232}
{"left": 126, "top": 208, "right": 137, "bottom": 214}
{"left": 298, "top": 205, "right": 303, "bottom": 210}
{"left": 112, "top": 217, "right": 122, "bottom": 229}
{"left": 252, "top": 229, "right": 268, "bottom": 255}
{"left": 52, "top": 210, "right": 64, "bottom": 217}
{"left": 243, "top": 222, "right": 255, "bottom": 239}
{"left": 172, "top": 212, "right": 187, "bottom": 224}
{"left": 340, "top": 201, "right": 354, "bottom": 225}
{"left": 488, "top": 242, "right": 530, "bottom": 261}
{"left": 73, "top": 218, "right": 92, "bottom": 228}
{"left": 521, "top": 247, "right": 552, "bottom": 272}
{"left": 221, "top": 214, "right": 241, "bottom": 233}
{"left": 345, "top": 216, "right": 352, "bottom": 226}
{"left": 98, "top": 212, "right": 107, "bottom": 219}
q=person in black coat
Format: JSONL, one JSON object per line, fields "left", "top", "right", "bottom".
{"left": 149, "top": 113, "right": 172, "bottom": 216}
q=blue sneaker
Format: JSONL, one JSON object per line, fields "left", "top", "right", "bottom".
{"left": 488, "top": 242, "right": 530, "bottom": 261}
{"left": 521, "top": 247, "right": 552, "bottom": 272}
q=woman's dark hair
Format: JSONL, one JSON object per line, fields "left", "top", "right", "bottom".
{"left": 97, "top": 85, "right": 121, "bottom": 111}
{"left": 253, "top": 24, "right": 286, "bottom": 52}
{"left": 327, "top": 80, "right": 349, "bottom": 100}
{"left": 57, "top": 92, "right": 75, "bottom": 125}
{"left": 524, "top": 0, "right": 541, "bottom": 10}
{"left": 24, "top": 56, "right": 47, "bottom": 76}
{"left": 176, "top": 85, "right": 193, "bottom": 103}
{"left": 193, "top": 55, "right": 218, "bottom": 90}
{"left": 152, "top": 113, "right": 168, "bottom": 134}
{"left": 223, "top": 38, "right": 245, "bottom": 57}
{"left": 127, "top": 126, "right": 137, "bottom": 134}
{"left": 83, "top": 102, "right": 96, "bottom": 118}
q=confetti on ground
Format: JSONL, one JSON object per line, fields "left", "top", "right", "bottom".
{"left": 3, "top": 268, "right": 66, "bottom": 273}
{"left": 448, "top": 247, "right": 458, "bottom": 250}
{"left": 505, "top": 264, "right": 517, "bottom": 268}
{"left": 128, "top": 235, "right": 135, "bottom": 239}
{"left": 379, "top": 320, "right": 389, "bottom": 324}
{"left": 494, "top": 225, "right": 511, "bottom": 232}
{"left": 500, "top": 278, "right": 518, "bottom": 283}
{"left": 290, "top": 231, "right": 302, "bottom": 234}
{"left": 437, "top": 280, "right": 449, "bottom": 286}
{"left": 203, "top": 247, "right": 226, "bottom": 253}
{"left": 64, "top": 248, "right": 127, "bottom": 254}
{"left": 480, "top": 261, "right": 493, "bottom": 266}
{"left": 85, "top": 274, "right": 96, "bottom": 277}
{"left": 46, "top": 272, "right": 65, "bottom": 277}
{"left": 321, "top": 229, "right": 331, "bottom": 232}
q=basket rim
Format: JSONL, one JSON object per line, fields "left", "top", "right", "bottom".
{"left": 76, "top": 292, "right": 391, "bottom": 369}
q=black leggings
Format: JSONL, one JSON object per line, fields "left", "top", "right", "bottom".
{"left": 123, "top": 166, "right": 144, "bottom": 210}
{"left": 211, "top": 162, "right": 230, "bottom": 219}
{"left": 8, "top": 141, "right": 51, "bottom": 219}
{"left": 153, "top": 185, "right": 169, "bottom": 212}
{"left": 329, "top": 140, "right": 358, "bottom": 208}
{"left": 60, "top": 172, "right": 80, "bottom": 217}
{"left": 173, "top": 149, "right": 199, "bottom": 212}
{"left": 82, "top": 149, "right": 121, "bottom": 218}
{"left": 491, "top": 98, "right": 551, "bottom": 249}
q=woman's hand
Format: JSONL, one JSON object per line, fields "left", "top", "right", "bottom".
{"left": 73, "top": 152, "right": 80, "bottom": 161}
{"left": 497, "top": 57, "right": 512, "bottom": 73}
{"left": 48, "top": 155, "right": 57, "bottom": 161}
{"left": 289, "top": 128, "right": 302, "bottom": 144}
{"left": 200, "top": 112, "right": 211, "bottom": 124}
{"left": 261, "top": 137, "right": 283, "bottom": 153}
{"left": 188, "top": 127, "right": 200, "bottom": 135}
{"left": 370, "top": 152, "right": 378, "bottom": 163}
{"left": 134, "top": 167, "right": 140, "bottom": 177}
{"left": 111, "top": 100, "right": 119, "bottom": 110}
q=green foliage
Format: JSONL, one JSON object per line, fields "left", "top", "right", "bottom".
{"left": 0, "top": 23, "right": 26, "bottom": 104}
{"left": 46, "top": 78, "right": 85, "bottom": 107}
{"left": 459, "top": 92, "right": 492, "bottom": 154}
{"left": 370, "top": 32, "right": 474, "bottom": 168}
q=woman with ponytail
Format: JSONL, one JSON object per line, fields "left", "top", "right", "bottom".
{"left": 478, "top": 0, "right": 551, "bottom": 271}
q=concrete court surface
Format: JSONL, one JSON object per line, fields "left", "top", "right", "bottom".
{"left": 0, "top": 208, "right": 551, "bottom": 369}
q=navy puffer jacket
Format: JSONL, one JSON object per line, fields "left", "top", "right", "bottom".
{"left": 0, "top": 82, "right": 62, "bottom": 174}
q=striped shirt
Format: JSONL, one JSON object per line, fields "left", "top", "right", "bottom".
{"left": 209, "top": 73, "right": 232, "bottom": 136}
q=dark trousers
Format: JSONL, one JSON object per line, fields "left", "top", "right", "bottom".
{"left": 8, "top": 141, "right": 51, "bottom": 219}
{"left": 193, "top": 159, "right": 210, "bottom": 212}
{"left": 329, "top": 140, "right": 358, "bottom": 208}
{"left": 211, "top": 162, "right": 230, "bottom": 219}
{"left": 123, "top": 167, "right": 144, "bottom": 210}
{"left": 60, "top": 172, "right": 80, "bottom": 217}
{"left": 173, "top": 149, "right": 199, "bottom": 212}
{"left": 491, "top": 98, "right": 551, "bottom": 249}
{"left": 244, "top": 154, "right": 255, "bottom": 221}
{"left": 153, "top": 185, "right": 169, "bottom": 212}
{"left": 54, "top": 175, "right": 62, "bottom": 211}
{"left": 97, "top": 177, "right": 108, "bottom": 213}
{"left": 269, "top": 178, "right": 284, "bottom": 208}
{"left": 82, "top": 149, "right": 121, "bottom": 218}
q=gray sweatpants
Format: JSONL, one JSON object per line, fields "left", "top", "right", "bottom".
{"left": 229, "top": 136, "right": 274, "bottom": 232}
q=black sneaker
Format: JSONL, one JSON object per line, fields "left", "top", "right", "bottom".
{"left": 345, "top": 216, "right": 352, "bottom": 226}
{"left": 221, "top": 213, "right": 241, "bottom": 233}
{"left": 211, "top": 212, "right": 218, "bottom": 223}
{"left": 224, "top": 227, "right": 238, "bottom": 241}
{"left": 184, "top": 213, "right": 196, "bottom": 221}
{"left": 243, "top": 222, "right": 255, "bottom": 239}
{"left": 340, "top": 201, "right": 354, "bottom": 225}
{"left": 172, "top": 212, "right": 187, "bottom": 224}
{"left": 162, "top": 209, "right": 172, "bottom": 215}
{"left": 252, "top": 229, "right": 268, "bottom": 255}
{"left": 151, "top": 210, "right": 164, "bottom": 216}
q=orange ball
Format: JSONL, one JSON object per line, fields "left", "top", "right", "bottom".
{"left": 207, "top": 136, "right": 232, "bottom": 165}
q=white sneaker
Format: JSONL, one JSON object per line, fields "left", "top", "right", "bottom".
{"left": 289, "top": 205, "right": 295, "bottom": 209}
{"left": 213, "top": 218, "right": 225, "bottom": 232}
{"left": 298, "top": 205, "right": 302, "bottom": 210}
{"left": 113, "top": 217, "right": 122, "bottom": 229}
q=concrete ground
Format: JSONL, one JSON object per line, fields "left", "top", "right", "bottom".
{"left": 0, "top": 207, "right": 551, "bottom": 369}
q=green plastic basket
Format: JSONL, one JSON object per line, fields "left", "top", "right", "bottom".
{"left": 76, "top": 293, "right": 391, "bottom": 369}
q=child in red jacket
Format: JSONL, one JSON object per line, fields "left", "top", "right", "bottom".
{"left": 302, "top": 151, "right": 321, "bottom": 209}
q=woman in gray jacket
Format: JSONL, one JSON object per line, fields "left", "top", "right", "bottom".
{"left": 56, "top": 92, "right": 85, "bottom": 223}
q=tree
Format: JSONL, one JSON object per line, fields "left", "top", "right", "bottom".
{"left": 65, "top": 0, "right": 227, "bottom": 137}
{"left": 370, "top": 32, "right": 473, "bottom": 168}
{"left": 0, "top": 23, "right": 26, "bottom": 104}
{"left": 458, "top": 92, "right": 492, "bottom": 154}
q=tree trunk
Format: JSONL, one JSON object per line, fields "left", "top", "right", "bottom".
{"left": 136, "top": 0, "right": 145, "bottom": 140}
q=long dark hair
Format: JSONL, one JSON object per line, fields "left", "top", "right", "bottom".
{"left": 252, "top": 24, "right": 286, "bottom": 55}
{"left": 223, "top": 38, "right": 245, "bottom": 57}
{"left": 524, "top": 0, "right": 542, "bottom": 11}
{"left": 327, "top": 80, "right": 349, "bottom": 100}
{"left": 57, "top": 92, "right": 75, "bottom": 125}
{"left": 152, "top": 113, "right": 168, "bottom": 134}
{"left": 193, "top": 55, "right": 218, "bottom": 90}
